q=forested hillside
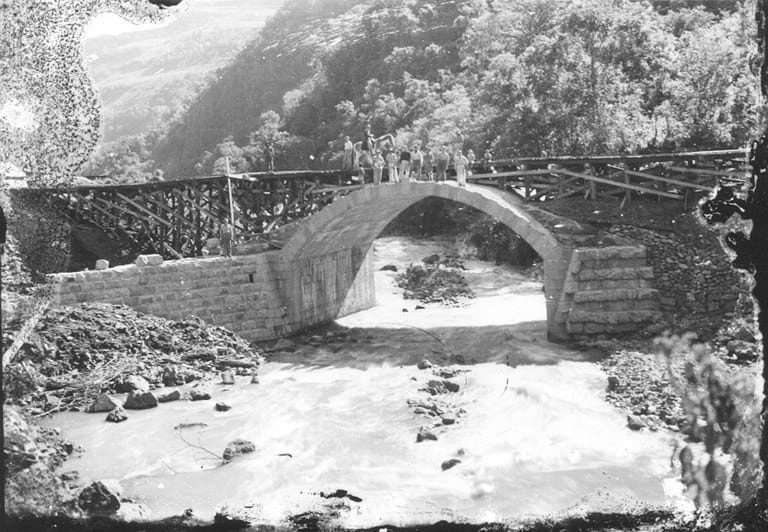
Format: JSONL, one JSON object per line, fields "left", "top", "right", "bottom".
{"left": 85, "top": 0, "right": 762, "bottom": 181}
{"left": 83, "top": 0, "right": 282, "bottom": 144}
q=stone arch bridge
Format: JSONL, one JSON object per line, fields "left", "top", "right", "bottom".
{"left": 25, "top": 150, "right": 745, "bottom": 340}
{"left": 47, "top": 178, "right": 666, "bottom": 341}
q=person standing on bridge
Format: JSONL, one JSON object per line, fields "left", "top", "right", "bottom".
{"left": 483, "top": 148, "right": 493, "bottom": 173}
{"left": 372, "top": 149, "right": 384, "bottom": 185}
{"left": 436, "top": 145, "right": 450, "bottom": 182}
{"left": 386, "top": 149, "right": 399, "bottom": 183}
{"left": 265, "top": 142, "right": 276, "bottom": 174}
{"left": 411, "top": 145, "right": 423, "bottom": 181}
{"left": 399, "top": 145, "right": 411, "bottom": 181}
{"left": 454, "top": 150, "right": 468, "bottom": 187}
{"left": 423, "top": 146, "right": 433, "bottom": 181}
{"left": 342, "top": 135, "right": 354, "bottom": 170}
{"left": 219, "top": 218, "right": 233, "bottom": 258}
{"left": 466, "top": 148, "right": 475, "bottom": 175}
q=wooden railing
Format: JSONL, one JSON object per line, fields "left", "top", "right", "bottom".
{"left": 465, "top": 148, "right": 748, "bottom": 208}
{"left": 11, "top": 149, "right": 749, "bottom": 260}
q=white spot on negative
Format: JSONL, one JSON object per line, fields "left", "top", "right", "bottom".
{"left": 0, "top": 98, "right": 38, "bottom": 132}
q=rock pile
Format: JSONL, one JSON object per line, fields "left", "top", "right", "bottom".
{"left": 6, "top": 303, "right": 263, "bottom": 413}
{"left": 599, "top": 349, "right": 686, "bottom": 431}
{"left": 409, "top": 360, "right": 468, "bottom": 445}
{"left": 711, "top": 317, "right": 760, "bottom": 364}
{"left": 396, "top": 262, "right": 473, "bottom": 305}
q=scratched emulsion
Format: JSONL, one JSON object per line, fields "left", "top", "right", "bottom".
{"left": 0, "top": 0, "right": 181, "bottom": 186}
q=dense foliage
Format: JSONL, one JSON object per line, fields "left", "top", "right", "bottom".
{"left": 83, "top": 0, "right": 763, "bottom": 181}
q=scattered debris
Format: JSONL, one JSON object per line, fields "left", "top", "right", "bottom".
{"left": 106, "top": 407, "right": 128, "bottom": 423}
{"left": 6, "top": 303, "right": 263, "bottom": 414}
{"left": 223, "top": 439, "right": 256, "bottom": 461}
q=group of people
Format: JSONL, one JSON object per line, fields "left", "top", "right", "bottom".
{"left": 342, "top": 127, "right": 492, "bottom": 187}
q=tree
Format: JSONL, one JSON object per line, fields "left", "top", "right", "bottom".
{"left": 246, "top": 110, "right": 299, "bottom": 171}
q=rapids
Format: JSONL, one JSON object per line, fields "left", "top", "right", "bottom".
{"left": 47, "top": 236, "right": 685, "bottom": 526}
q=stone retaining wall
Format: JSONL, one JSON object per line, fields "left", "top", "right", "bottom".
{"left": 555, "top": 245, "right": 661, "bottom": 335}
{"left": 50, "top": 246, "right": 374, "bottom": 342}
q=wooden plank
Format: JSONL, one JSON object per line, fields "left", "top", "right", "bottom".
{"left": 114, "top": 192, "right": 173, "bottom": 227}
{"left": 669, "top": 166, "right": 747, "bottom": 178}
{"left": 489, "top": 148, "right": 746, "bottom": 168}
{"left": 2, "top": 302, "right": 50, "bottom": 366}
{"left": 557, "top": 169, "right": 684, "bottom": 199}
{"left": 467, "top": 169, "right": 553, "bottom": 180}
{"left": 607, "top": 165, "right": 714, "bottom": 192}
{"left": 146, "top": 191, "right": 197, "bottom": 230}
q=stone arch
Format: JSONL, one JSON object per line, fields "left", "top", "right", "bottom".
{"left": 281, "top": 183, "right": 573, "bottom": 340}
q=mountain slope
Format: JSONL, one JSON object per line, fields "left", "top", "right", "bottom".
{"left": 148, "top": 0, "right": 757, "bottom": 179}
{"left": 83, "top": 0, "right": 283, "bottom": 143}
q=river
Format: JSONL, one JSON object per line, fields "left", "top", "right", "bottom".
{"left": 48, "top": 236, "right": 686, "bottom": 527}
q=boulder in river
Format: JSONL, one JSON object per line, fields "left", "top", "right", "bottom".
{"left": 220, "top": 370, "right": 235, "bottom": 385}
{"left": 215, "top": 402, "right": 232, "bottom": 412}
{"left": 106, "top": 407, "right": 128, "bottom": 423}
{"left": 607, "top": 375, "right": 621, "bottom": 391}
{"left": 78, "top": 480, "right": 121, "bottom": 514}
{"left": 115, "top": 375, "right": 150, "bottom": 393}
{"left": 87, "top": 393, "right": 121, "bottom": 413}
{"left": 189, "top": 390, "right": 211, "bottom": 401}
{"left": 627, "top": 414, "right": 646, "bottom": 431}
{"left": 416, "top": 427, "right": 437, "bottom": 442}
{"left": 442, "top": 416, "right": 456, "bottom": 425}
{"left": 162, "top": 366, "right": 183, "bottom": 387}
{"left": 380, "top": 264, "right": 398, "bottom": 272}
{"left": 422, "top": 254, "right": 440, "bottom": 265}
{"left": 423, "top": 379, "right": 459, "bottom": 395}
{"left": 417, "top": 359, "right": 433, "bottom": 370}
{"left": 157, "top": 389, "right": 181, "bottom": 403}
{"left": 223, "top": 439, "right": 256, "bottom": 461}
{"left": 441, "top": 458, "right": 461, "bottom": 471}
{"left": 250, "top": 374, "right": 260, "bottom": 384}
{"left": 124, "top": 391, "right": 158, "bottom": 410}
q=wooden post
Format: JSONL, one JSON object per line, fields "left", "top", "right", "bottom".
{"left": 623, "top": 166, "right": 631, "bottom": 207}
{"left": 227, "top": 177, "right": 236, "bottom": 239}
{"left": 524, "top": 174, "right": 531, "bottom": 200}
{"left": 590, "top": 178, "right": 597, "bottom": 200}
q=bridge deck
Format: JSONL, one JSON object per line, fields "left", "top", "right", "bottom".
{"left": 11, "top": 149, "right": 749, "bottom": 261}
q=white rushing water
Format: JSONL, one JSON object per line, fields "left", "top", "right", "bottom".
{"left": 48, "top": 236, "right": 685, "bottom": 526}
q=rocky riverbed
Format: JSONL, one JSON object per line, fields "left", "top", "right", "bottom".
{"left": 3, "top": 234, "right": 760, "bottom": 530}
{"left": 8, "top": 236, "right": 693, "bottom": 529}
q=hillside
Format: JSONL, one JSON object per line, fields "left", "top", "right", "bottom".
{"left": 112, "top": 0, "right": 758, "bottom": 180}
{"left": 83, "top": 0, "right": 283, "bottom": 143}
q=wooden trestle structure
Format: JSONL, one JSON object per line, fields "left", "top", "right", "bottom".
{"left": 12, "top": 149, "right": 750, "bottom": 260}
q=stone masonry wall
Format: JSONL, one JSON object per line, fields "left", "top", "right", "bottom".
{"left": 50, "top": 246, "right": 375, "bottom": 342}
{"left": 610, "top": 225, "right": 744, "bottom": 318}
{"left": 555, "top": 245, "right": 661, "bottom": 335}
